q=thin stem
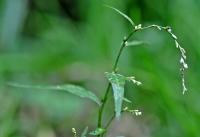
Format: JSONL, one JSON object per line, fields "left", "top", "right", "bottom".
{"left": 105, "top": 113, "right": 115, "bottom": 129}
{"left": 97, "top": 83, "right": 111, "bottom": 127}
{"left": 100, "top": 113, "right": 115, "bottom": 137}
{"left": 112, "top": 30, "right": 135, "bottom": 71}
{"left": 97, "top": 30, "right": 136, "bottom": 137}
{"left": 103, "top": 110, "right": 126, "bottom": 137}
{"left": 106, "top": 109, "right": 129, "bottom": 129}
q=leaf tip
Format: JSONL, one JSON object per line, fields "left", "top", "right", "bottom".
{"left": 103, "top": 4, "right": 135, "bottom": 26}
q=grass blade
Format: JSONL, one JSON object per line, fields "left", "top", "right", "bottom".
{"left": 8, "top": 83, "right": 101, "bottom": 105}
{"left": 104, "top": 4, "right": 135, "bottom": 26}
{"left": 81, "top": 126, "right": 88, "bottom": 137}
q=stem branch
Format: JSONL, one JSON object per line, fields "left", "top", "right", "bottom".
{"left": 97, "top": 30, "right": 136, "bottom": 137}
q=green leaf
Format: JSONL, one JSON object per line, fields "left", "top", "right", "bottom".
{"left": 89, "top": 128, "right": 106, "bottom": 136}
{"left": 8, "top": 83, "right": 101, "bottom": 105}
{"left": 81, "top": 126, "right": 88, "bottom": 137}
{"left": 125, "top": 40, "right": 145, "bottom": 47}
{"left": 123, "top": 97, "right": 132, "bottom": 103}
{"left": 104, "top": 4, "right": 135, "bottom": 26}
{"left": 105, "top": 72, "right": 127, "bottom": 118}
{"left": 105, "top": 73, "right": 141, "bottom": 118}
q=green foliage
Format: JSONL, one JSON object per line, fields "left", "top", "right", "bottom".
{"left": 105, "top": 72, "right": 126, "bottom": 118}
{"left": 7, "top": 12, "right": 187, "bottom": 136}
{"left": 1, "top": 1, "right": 197, "bottom": 137}
{"left": 105, "top": 72, "right": 141, "bottom": 118}
{"left": 8, "top": 83, "right": 101, "bottom": 105}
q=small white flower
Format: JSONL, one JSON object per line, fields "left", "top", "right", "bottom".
{"left": 138, "top": 24, "right": 142, "bottom": 28}
{"left": 135, "top": 24, "right": 142, "bottom": 30}
{"left": 134, "top": 26, "right": 138, "bottom": 29}
{"left": 72, "top": 128, "right": 77, "bottom": 137}
{"left": 123, "top": 107, "right": 128, "bottom": 111}
{"left": 180, "top": 47, "right": 186, "bottom": 54}
{"left": 125, "top": 41, "right": 128, "bottom": 46}
{"left": 126, "top": 76, "right": 142, "bottom": 86}
{"left": 182, "top": 53, "right": 187, "bottom": 60}
{"left": 182, "top": 77, "right": 187, "bottom": 94}
{"left": 135, "top": 111, "right": 142, "bottom": 116}
{"left": 171, "top": 33, "right": 177, "bottom": 39}
{"left": 183, "top": 63, "right": 188, "bottom": 69}
{"left": 167, "top": 28, "right": 172, "bottom": 32}
{"left": 180, "top": 57, "right": 184, "bottom": 64}
{"left": 180, "top": 57, "right": 188, "bottom": 69}
{"left": 134, "top": 110, "right": 142, "bottom": 116}
{"left": 175, "top": 40, "right": 179, "bottom": 48}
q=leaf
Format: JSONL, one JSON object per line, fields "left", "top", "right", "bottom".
{"left": 81, "top": 126, "right": 88, "bottom": 137}
{"left": 8, "top": 83, "right": 101, "bottom": 105}
{"left": 104, "top": 4, "right": 135, "bottom": 26}
{"left": 125, "top": 40, "right": 145, "bottom": 47}
{"left": 105, "top": 72, "right": 127, "bottom": 118}
{"left": 89, "top": 128, "right": 106, "bottom": 136}
{"left": 123, "top": 97, "right": 132, "bottom": 103}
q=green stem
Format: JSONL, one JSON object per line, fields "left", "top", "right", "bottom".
{"left": 105, "top": 110, "right": 126, "bottom": 130}
{"left": 103, "top": 110, "right": 126, "bottom": 136}
{"left": 105, "top": 113, "right": 115, "bottom": 129}
{"left": 97, "top": 83, "right": 111, "bottom": 128}
{"left": 97, "top": 30, "right": 136, "bottom": 137}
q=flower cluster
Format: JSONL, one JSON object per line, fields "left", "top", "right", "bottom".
{"left": 166, "top": 27, "right": 188, "bottom": 94}
{"left": 123, "top": 107, "right": 142, "bottom": 116}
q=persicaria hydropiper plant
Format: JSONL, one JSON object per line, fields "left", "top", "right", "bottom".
{"left": 9, "top": 5, "right": 188, "bottom": 137}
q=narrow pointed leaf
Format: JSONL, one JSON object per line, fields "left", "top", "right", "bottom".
{"left": 89, "top": 128, "right": 106, "bottom": 136}
{"left": 105, "top": 72, "right": 127, "bottom": 118}
{"left": 8, "top": 83, "right": 101, "bottom": 105}
{"left": 104, "top": 5, "right": 135, "bottom": 26}
{"left": 123, "top": 97, "right": 132, "bottom": 103}
{"left": 81, "top": 126, "right": 88, "bottom": 137}
{"left": 126, "top": 40, "right": 145, "bottom": 47}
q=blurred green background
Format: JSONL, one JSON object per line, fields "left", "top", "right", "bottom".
{"left": 0, "top": 0, "right": 199, "bottom": 137}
